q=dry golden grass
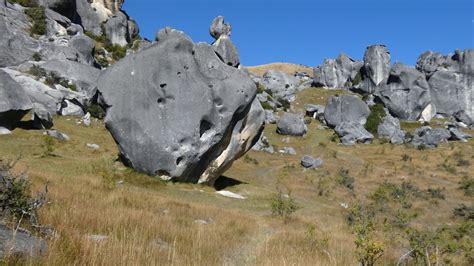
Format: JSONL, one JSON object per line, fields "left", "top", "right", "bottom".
{"left": 1, "top": 87, "right": 473, "bottom": 265}
{"left": 244, "top": 63, "right": 314, "bottom": 77}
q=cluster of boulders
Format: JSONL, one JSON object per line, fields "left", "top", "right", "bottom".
{"left": 250, "top": 45, "right": 472, "bottom": 151}
{"left": 1, "top": 1, "right": 264, "bottom": 185}
{"left": 0, "top": 0, "right": 144, "bottom": 133}
{"left": 312, "top": 45, "right": 473, "bottom": 127}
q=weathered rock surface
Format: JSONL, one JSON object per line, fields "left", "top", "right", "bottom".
{"left": 276, "top": 112, "right": 307, "bottom": 136}
{"left": 324, "top": 94, "right": 369, "bottom": 127}
{"left": 104, "top": 10, "right": 129, "bottom": 46}
{"left": 301, "top": 155, "right": 323, "bottom": 169}
{"left": 212, "top": 35, "right": 240, "bottom": 67}
{"left": 377, "top": 112, "right": 406, "bottom": 144}
{"left": 0, "top": 224, "right": 47, "bottom": 259}
{"left": 313, "top": 53, "right": 362, "bottom": 89}
{"left": 41, "top": 59, "right": 101, "bottom": 98}
{"left": 411, "top": 126, "right": 451, "bottom": 148}
{"left": 335, "top": 122, "right": 374, "bottom": 145}
{"left": 45, "top": 129, "right": 70, "bottom": 141}
{"left": 0, "top": 70, "right": 33, "bottom": 130}
{"left": 97, "top": 28, "right": 263, "bottom": 184}
{"left": 68, "top": 35, "right": 95, "bottom": 66}
{"left": 378, "top": 63, "right": 431, "bottom": 121}
{"left": 360, "top": 45, "right": 391, "bottom": 93}
{"left": 448, "top": 126, "right": 472, "bottom": 141}
{"left": 0, "top": 5, "right": 39, "bottom": 67}
{"left": 210, "top": 15, "right": 231, "bottom": 39}
{"left": 261, "top": 70, "right": 300, "bottom": 102}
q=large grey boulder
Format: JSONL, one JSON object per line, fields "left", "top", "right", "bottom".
{"left": 335, "top": 122, "right": 374, "bottom": 145}
{"left": 360, "top": 45, "right": 391, "bottom": 93}
{"left": 424, "top": 49, "right": 473, "bottom": 124}
{"left": 210, "top": 15, "right": 231, "bottom": 39}
{"left": 378, "top": 63, "right": 431, "bottom": 121}
{"left": 3, "top": 68, "right": 63, "bottom": 114}
{"left": 0, "top": 224, "right": 47, "bottom": 259}
{"left": 261, "top": 70, "right": 300, "bottom": 102}
{"left": 0, "top": 5, "right": 39, "bottom": 67}
{"left": 68, "top": 34, "right": 95, "bottom": 66}
{"left": 41, "top": 59, "right": 101, "bottom": 98}
{"left": 104, "top": 10, "right": 129, "bottom": 46}
{"left": 212, "top": 36, "right": 240, "bottom": 67}
{"left": 74, "top": 0, "right": 124, "bottom": 35}
{"left": 411, "top": 126, "right": 451, "bottom": 148}
{"left": 313, "top": 53, "right": 363, "bottom": 89}
{"left": 377, "top": 112, "right": 406, "bottom": 144}
{"left": 0, "top": 70, "right": 33, "bottom": 130}
{"left": 97, "top": 28, "right": 263, "bottom": 184}
{"left": 324, "top": 94, "right": 369, "bottom": 127}
{"left": 313, "top": 59, "right": 344, "bottom": 89}
{"left": 127, "top": 17, "right": 139, "bottom": 40}
{"left": 276, "top": 112, "right": 307, "bottom": 136}
{"left": 39, "top": 0, "right": 77, "bottom": 19}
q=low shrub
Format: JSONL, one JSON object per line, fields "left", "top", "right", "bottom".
{"left": 270, "top": 189, "right": 300, "bottom": 220}
{"left": 459, "top": 176, "right": 474, "bottom": 197}
{"left": 364, "top": 103, "right": 386, "bottom": 135}
{"left": 25, "top": 7, "right": 47, "bottom": 36}
{"left": 0, "top": 159, "right": 48, "bottom": 227}
{"left": 336, "top": 168, "right": 354, "bottom": 191}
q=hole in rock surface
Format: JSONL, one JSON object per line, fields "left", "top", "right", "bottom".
{"left": 199, "top": 119, "right": 213, "bottom": 138}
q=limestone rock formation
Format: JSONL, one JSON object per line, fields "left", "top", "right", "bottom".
{"left": 209, "top": 15, "right": 231, "bottom": 39}
{"left": 97, "top": 28, "right": 263, "bottom": 184}
{"left": 377, "top": 63, "right": 431, "bottom": 121}
{"left": 276, "top": 112, "right": 307, "bottom": 136}
{"left": 324, "top": 94, "right": 370, "bottom": 127}
{"left": 377, "top": 112, "right": 406, "bottom": 144}
{"left": 335, "top": 122, "right": 374, "bottom": 145}
{"left": 0, "top": 70, "right": 33, "bottom": 130}
{"left": 210, "top": 16, "right": 239, "bottom": 67}
{"left": 261, "top": 70, "right": 300, "bottom": 102}
{"left": 104, "top": 10, "right": 129, "bottom": 46}
{"left": 313, "top": 53, "right": 362, "bottom": 89}
{"left": 360, "top": 45, "right": 391, "bottom": 93}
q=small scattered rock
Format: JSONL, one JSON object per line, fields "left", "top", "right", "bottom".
{"left": 86, "top": 235, "right": 108, "bottom": 242}
{"left": 279, "top": 147, "right": 297, "bottom": 155}
{"left": 216, "top": 190, "right": 246, "bottom": 199}
{"left": 276, "top": 113, "right": 307, "bottom": 136}
{"left": 44, "top": 130, "right": 70, "bottom": 141}
{"left": 86, "top": 143, "right": 100, "bottom": 150}
{"left": 300, "top": 155, "right": 323, "bottom": 169}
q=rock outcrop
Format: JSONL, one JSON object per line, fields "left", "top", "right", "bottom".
{"left": 377, "top": 63, "right": 431, "bottom": 121}
{"left": 210, "top": 16, "right": 239, "bottom": 67}
{"left": 335, "top": 122, "right": 374, "bottom": 145}
{"left": 359, "top": 45, "right": 391, "bottom": 93}
{"left": 418, "top": 49, "right": 473, "bottom": 125}
{"left": 377, "top": 112, "right": 406, "bottom": 144}
{"left": 97, "top": 28, "right": 264, "bottom": 184}
{"left": 0, "top": 70, "right": 33, "bottom": 130}
{"left": 276, "top": 112, "right": 307, "bottom": 136}
{"left": 324, "top": 94, "right": 370, "bottom": 127}
{"left": 261, "top": 70, "right": 300, "bottom": 102}
{"left": 313, "top": 53, "right": 363, "bottom": 89}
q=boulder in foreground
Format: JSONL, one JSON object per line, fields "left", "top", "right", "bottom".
{"left": 97, "top": 28, "right": 264, "bottom": 184}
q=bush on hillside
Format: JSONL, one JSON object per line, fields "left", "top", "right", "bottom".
{"left": 365, "top": 103, "right": 386, "bottom": 136}
{"left": 25, "top": 7, "right": 47, "bottom": 36}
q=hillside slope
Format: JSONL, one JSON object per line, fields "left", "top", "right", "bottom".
{"left": 1, "top": 87, "right": 473, "bottom": 265}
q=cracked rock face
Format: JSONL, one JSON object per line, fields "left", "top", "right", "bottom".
{"left": 360, "top": 45, "right": 391, "bottom": 93}
{"left": 324, "top": 94, "right": 370, "bottom": 127}
{"left": 378, "top": 63, "right": 431, "bottom": 121}
{"left": 98, "top": 28, "right": 264, "bottom": 184}
{"left": 0, "top": 70, "right": 33, "bottom": 130}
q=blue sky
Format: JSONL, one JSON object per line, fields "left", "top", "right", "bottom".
{"left": 123, "top": 0, "right": 473, "bottom": 67}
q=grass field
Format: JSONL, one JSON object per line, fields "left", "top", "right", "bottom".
{"left": 1, "top": 86, "right": 473, "bottom": 265}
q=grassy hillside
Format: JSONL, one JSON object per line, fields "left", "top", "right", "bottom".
{"left": 1, "top": 88, "right": 473, "bottom": 265}
{"left": 244, "top": 63, "right": 313, "bottom": 77}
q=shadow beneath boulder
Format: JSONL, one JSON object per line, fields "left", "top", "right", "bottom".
{"left": 214, "top": 176, "right": 246, "bottom": 191}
